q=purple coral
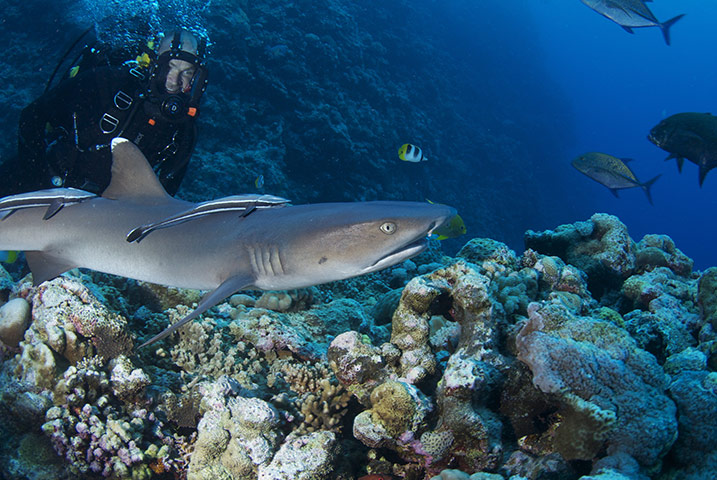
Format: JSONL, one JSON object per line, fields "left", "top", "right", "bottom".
{"left": 516, "top": 302, "right": 677, "bottom": 466}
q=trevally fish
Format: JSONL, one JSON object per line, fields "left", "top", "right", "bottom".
{"left": 648, "top": 112, "right": 717, "bottom": 187}
{"left": 580, "top": 0, "right": 684, "bottom": 45}
{"left": 572, "top": 152, "right": 660, "bottom": 204}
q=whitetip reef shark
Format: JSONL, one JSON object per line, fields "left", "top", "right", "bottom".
{"left": 0, "top": 138, "right": 455, "bottom": 347}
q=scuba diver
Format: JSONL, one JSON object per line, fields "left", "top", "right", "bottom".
{"left": 0, "top": 28, "right": 209, "bottom": 197}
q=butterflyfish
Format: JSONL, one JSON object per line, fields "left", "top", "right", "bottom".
{"left": 398, "top": 143, "right": 428, "bottom": 163}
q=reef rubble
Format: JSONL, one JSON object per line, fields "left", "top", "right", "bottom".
{"left": 1, "top": 213, "right": 716, "bottom": 480}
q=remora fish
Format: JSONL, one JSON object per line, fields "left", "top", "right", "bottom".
{"left": 572, "top": 152, "right": 660, "bottom": 204}
{"left": 0, "top": 138, "right": 455, "bottom": 347}
{"left": 580, "top": 0, "right": 684, "bottom": 45}
{"left": 648, "top": 112, "right": 717, "bottom": 187}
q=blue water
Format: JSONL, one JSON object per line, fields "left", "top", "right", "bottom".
{"left": 2, "top": 0, "right": 714, "bottom": 270}
{"left": 524, "top": 0, "right": 717, "bottom": 270}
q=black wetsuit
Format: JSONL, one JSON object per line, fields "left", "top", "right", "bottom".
{"left": 0, "top": 63, "right": 197, "bottom": 196}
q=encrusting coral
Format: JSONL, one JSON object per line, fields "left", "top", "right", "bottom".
{"left": 20, "top": 276, "right": 133, "bottom": 365}
{"left": 524, "top": 214, "right": 637, "bottom": 290}
{"left": 515, "top": 301, "right": 677, "bottom": 465}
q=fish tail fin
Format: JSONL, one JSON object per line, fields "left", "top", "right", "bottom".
{"left": 698, "top": 165, "right": 715, "bottom": 188}
{"left": 660, "top": 14, "right": 685, "bottom": 46}
{"left": 642, "top": 174, "right": 661, "bottom": 205}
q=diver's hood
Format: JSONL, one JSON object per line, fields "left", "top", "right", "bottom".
{"left": 146, "top": 31, "right": 209, "bottom": 123}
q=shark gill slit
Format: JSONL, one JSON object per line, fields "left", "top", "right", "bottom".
{"left": 269, "top": 245, "right": 285, "bottom": 276}
{"left": 248, "top": 245, "right": 263, "bottom": 276}
{"left": 249, "top": 244, "right": 284, "bottom": 277}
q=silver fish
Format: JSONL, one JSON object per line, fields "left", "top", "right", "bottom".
{"left": 580, "top": 0, "right": 684, "bottom": 45}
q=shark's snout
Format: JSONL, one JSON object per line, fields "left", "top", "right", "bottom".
{"left": 366, "top": 205, "right": 456, "bottom": 272}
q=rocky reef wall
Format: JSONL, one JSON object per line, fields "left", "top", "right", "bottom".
{"left": 0, "top": 0, "right": 575, "bottom": 251}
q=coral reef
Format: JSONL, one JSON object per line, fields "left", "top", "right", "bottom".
{"left": 515, "top": 301, "right": 677, "bottom": 465}
{"left": 1, "top": 213, "right": 717, "bottom": 479}
{"left": 20, "top": 275, "right": 134, "bottom": 365}
{"left": 187, "top": 379, "right": 283, "bottom": 479}
{"left": 258, "top": 430, "right": 337, "bottom": 480}
{"left": 0, "top": 297, "right": 30, "bottom": 347}
{"left": 698, "top": 267, "right": 717, "bottom": 330}
{"left": 525, "top": 213, "right": 637, "bottom": 295}
{"left": 0, "top": 0, "right": 712, "bottom": 477}
{"left": 42, "top": 359, "right": 177, "bottom": 478}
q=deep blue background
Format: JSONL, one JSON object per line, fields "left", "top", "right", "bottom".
{"left": 1, "top": 0, "right": 714, "bottom": 270}
{"left": 524, "top": 0, "right": 716, "bottom": 269}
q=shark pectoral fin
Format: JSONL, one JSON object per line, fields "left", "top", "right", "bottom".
{"left": 138, "top": 274, "right": 254, "bottom": 348}
{"left": 25, "top": 251, "right": 77, "bottom": 286}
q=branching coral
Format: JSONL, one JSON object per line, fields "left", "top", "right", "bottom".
{"left": 42, "top": 359, "right": 178, "bottom": 478}
{"left": 273, "top": 359, "right": 352, "bottom": 434}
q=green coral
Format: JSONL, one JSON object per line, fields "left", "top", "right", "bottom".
{"left": 592, "top": 307, "right": 625, "bottom": 328}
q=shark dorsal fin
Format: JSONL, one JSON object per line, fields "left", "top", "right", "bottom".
{"left": 102, "top": 138, "right": 172, "bottom": 201}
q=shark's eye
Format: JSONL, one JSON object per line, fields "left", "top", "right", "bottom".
{"left": 380, "top": 222, "right": 397, "bottom": 235}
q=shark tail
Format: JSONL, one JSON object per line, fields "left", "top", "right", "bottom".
{"left": 660, "top": 14, "right": 685, "bottom": 46}
{"left": 642, "top": 174, "right": 661, "bottom": 205}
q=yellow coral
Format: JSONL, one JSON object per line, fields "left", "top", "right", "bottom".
{"left": 295, "top": 378, "right": 351, "bottom": 434}
{"left": 369, "top": 380, "right": 417, "bottom": 437}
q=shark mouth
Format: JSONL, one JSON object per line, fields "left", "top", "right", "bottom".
{"left": 365, "top": 237, "right": 428, "bottom": 274}
{"left": 364, "top": 219, "right": 443, "bottom": 273}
